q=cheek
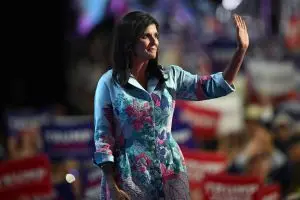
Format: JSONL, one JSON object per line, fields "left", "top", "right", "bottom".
{"left": 135, "top": 41, "right": 148, "bottom": 52}
{"left": 134, "top": 45, "right": 142, "bottom": 55}
{"left": 144, "top": 41, "right": 150, "bottom": 49}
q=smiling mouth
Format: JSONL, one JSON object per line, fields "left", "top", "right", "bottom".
{"left": 147, "top": 48, "right": 157, "bottom": 51}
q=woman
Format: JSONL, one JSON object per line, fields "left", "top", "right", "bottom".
{"left": 93, "top": 11, "right": 249, "bottom": 200}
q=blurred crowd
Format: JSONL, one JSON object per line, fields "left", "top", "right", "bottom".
{"left": 1, "top": 0, "right": 300, "bottom": 200}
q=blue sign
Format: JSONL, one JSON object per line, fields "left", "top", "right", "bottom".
{"left": 41, "top": 122, "right": 94, "bottom": 161}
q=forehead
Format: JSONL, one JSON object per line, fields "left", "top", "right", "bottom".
{"left": 144, "top": 24, "right": 158, "bottom": 33}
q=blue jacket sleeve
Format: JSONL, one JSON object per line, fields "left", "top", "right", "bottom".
{"left": 169, "top": 65, "right": 235, "bottom": 100}
{"left": 93, "top": 76, "right": 115, "bottom": 165}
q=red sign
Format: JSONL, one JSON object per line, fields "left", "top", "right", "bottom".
{"left": 183, "top": 149, "right": 228, "bottom": 200}
{"left": 285, "top": 16, "right": 300, "bottom": 54}
{"left": 182, "top": 149, "right": 228, "bottom": 186}
{"left": 201, "top": 174, "right": 262, "bottom": 200}
{"left": 176, "top": 101, "right": 220, "bottom": 139}
{"left": 0, "top": 154, "right": 53, "bottom": 200}
{"left": 246, "top": 60, "right": 298, "bottom": 107}
{"left": 257, "top": 184, "right": 281, "bottom": 200}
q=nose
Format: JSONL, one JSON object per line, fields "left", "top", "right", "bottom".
{"left": 150, "top": 36, "right": 158, "bottom": 46}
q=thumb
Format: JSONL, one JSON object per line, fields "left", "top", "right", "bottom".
{"left": 120, "top": 190, "right": 131, "bottom": 200}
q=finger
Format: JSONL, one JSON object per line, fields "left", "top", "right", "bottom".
{"left": 235, "top": 14, "right": 243, "bottom": 29}
{"left": 241, "top": 17, "right": 247, "bottom": 30}
{"left": 122, "top": 192, "right": 131, "bottom": 200}
{"left": 238, "top": 15, "right": 245, "bottom": 29}
{"left": 233, "top": 14, "right": 239, "bottom": 27}
{"left": 120, "top": 191, "right": 130, "bottom": 200}
{"left": 237, "top": 15, "right": 243, "bottom": 28}
{"left": 120, "top": 196, "right": 130, "bottom": 200}
{"left": 125, "top": 195, "right": 131, "bottom": 200}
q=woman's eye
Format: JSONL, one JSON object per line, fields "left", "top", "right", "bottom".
{"left": 140, "top": 33, "right": 159, "bottom": 39}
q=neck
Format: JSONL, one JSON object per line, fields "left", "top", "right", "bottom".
{"left": 131, "top": 58, "right": 149, "bottom": 79}
{"left": 131, "top": 57, "right": 149, "bottom": 89}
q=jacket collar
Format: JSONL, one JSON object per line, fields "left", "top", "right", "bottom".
{"left": 127, "top": 74, "right": 159, "bottom": 93}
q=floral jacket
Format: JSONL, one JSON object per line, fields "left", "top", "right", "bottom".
{"left": 93, "top": 65, "right": 235, "bottom": 200}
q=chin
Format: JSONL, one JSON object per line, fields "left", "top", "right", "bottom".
{"left": 149, "top": 55, "right": 156, "bottom": 59}
{"left": 147, "top": 53, "right": 157, "bottom": 59}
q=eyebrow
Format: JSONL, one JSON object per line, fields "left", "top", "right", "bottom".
{"left": 143, "top": 32, "right": 159, "bottom": 37}
{"left": 144, "top": 31, "right": 159, "bottom": 34}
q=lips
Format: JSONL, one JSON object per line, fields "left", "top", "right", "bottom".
{"left": 147, "top": 47, "right": 157, "bottom": 51}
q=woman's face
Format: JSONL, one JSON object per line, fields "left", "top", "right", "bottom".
{"left": 134, "top": 24, "right": 159, "bottom": 61}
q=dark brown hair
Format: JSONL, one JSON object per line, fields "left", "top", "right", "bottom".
{"left": 111, "top": 11, "right": 166, "bottom": 86}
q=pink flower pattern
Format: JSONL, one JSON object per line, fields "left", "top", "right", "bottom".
{"left": 125, "top": 100, "right": 153, "bottom": 131}
{"left": 151, "top": 93, "right": 161, "bottom": 107}
{"left": 134, "top": 153, "right": 152, "bottom": 173}
{"left": 94, "top": 65, "right": 234, "bottom": 199}
{"left": 196, "top": 75, "right": 212, "bottom": 99}
{"left": 160, "top": 163, "right": 175, "bottom": 178}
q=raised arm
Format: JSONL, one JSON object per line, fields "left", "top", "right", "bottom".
{"left": 170, "top": 14, "right": 248, "bottom": 101}
{"left": 223, "top": 14, "right": 249, "bottom": 84}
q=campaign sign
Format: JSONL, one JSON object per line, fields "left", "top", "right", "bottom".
{"left": 81, "top": 163, "right": 102, "bottom": 200}
{"left": 41, "top": 123, "right": 94, "bottom": 161}
{"left": 6, "top": 108, "right": 50, "bottom": 137}
{"left": 0, "top": 154, "right": 53, "bottom": 200}
{"left": 284, "top": 16, "right": 300, "bottom": 55}
{"left": 5, "top": 109, "right": 52, "bottom": 160}
{"left": 182, "top": 149, "right": 228, "bottom": 200}
{"left": 172, "top": 107, "right": 197, "bottom": 149}
{"left": 50, "top": 115, "right": 93, "bottom": 126}
{"left": 201, "top": 174, "right": 262, "bottom": 200}
{"left": 247, "top": 60, "right": 297, "bottom": 98}
{"left": 257, "top": 184, "right": 280, "bottom": 200}
{"left": 182, "top": 149, "right": 228, "bottom": 185}
{"left": 175, "top": 101, "right": 220, "bottom": 140}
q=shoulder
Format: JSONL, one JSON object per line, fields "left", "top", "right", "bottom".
{"left": 160, "top": 65, "right": 185, "bottom": 88}
{"left": 162, "top": 65, "right": 183, "bottom": 78}
{"left": 162, "top": 64, "right": 182, "bottom": 73}
{"left": 97, "top": 69, "right": 113, "bottom": 86}
{"left": 94, "top": 69, "right": 115, "bottom": 94}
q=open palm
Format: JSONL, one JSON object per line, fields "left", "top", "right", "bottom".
{"left": 233, "top": 14, "right": 249, "bottom": 49}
